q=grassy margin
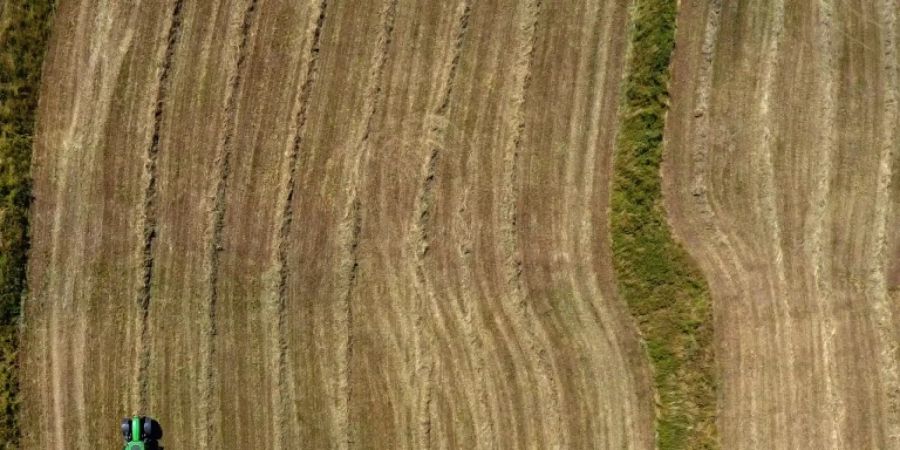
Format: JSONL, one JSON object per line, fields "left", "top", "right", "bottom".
{"left": 610, "top": 0, "right": 719, "bottom": 448}
{"left": 0, "top": 1, "right": 55, "bottom": 446}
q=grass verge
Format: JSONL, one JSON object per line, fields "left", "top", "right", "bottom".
{"left": 0, "top": 1, "right": 55, "bottom": 447}
{"left": 610, "top": 0, "right": 718, "bottom": 448}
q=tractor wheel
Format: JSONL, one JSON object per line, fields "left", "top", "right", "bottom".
{"left": 149, "top": 418, "right": 163, "bottom": 439}
{"left": 142, "top": 416, "right": 152, "bottom": 440}
{"left": 121, "top": 418, "right": 131, "bottom": 441}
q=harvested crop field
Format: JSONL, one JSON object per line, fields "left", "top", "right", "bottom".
{"left": 21, "top": 0, "right": 656, "bottom": 448}
{"left": 665, "top": 0, "right": 900, "bottom": 448}
{"left": 14, "top": 0, "right": 900, "bottom": 448}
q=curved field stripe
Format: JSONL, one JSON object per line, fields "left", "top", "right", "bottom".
{"left": 610, "top": 0, "right": 719, "bottom": 448}
{"left": 663, "top": 0, "right": 900, "bottom": 448}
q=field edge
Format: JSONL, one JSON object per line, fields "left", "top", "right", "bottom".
{"left": 0, "top": 1, "right": 56, "bottom": 447}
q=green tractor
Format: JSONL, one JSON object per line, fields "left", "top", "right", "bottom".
{"left": 120, "top": 415, "right": 162, "bottom": 450}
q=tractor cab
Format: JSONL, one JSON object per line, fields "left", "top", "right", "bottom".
{"left": 121, "top": 415, "right": 161, "bottom": 450}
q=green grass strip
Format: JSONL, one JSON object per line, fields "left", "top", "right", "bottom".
{"left": 0, "top": 1, "right": 55, "bottom": 447}
{"left": 611, "top": 0, "right": 719, "bottom": 448}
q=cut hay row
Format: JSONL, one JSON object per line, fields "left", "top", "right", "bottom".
{"left": 136, "top": 0, "right": 184, "bottom": 416}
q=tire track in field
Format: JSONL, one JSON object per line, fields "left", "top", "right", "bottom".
{"left": 43, "top": 2, "right": 88, "bottom": 444}
{"left": 45, "top": 2, "right": 96, "bottom": 446}
{"left": 337, "top": 0, "right": 397, "bottom": 444}
{"left": 681, "top": 0, "right": 723, "bottom": 232}
{"left": 78, "top": 11, "right": 145, "bottom": 443}
{"left": 752, "top": 1, "right": 800, "bottom": 445}
{"left": 135, "top": 0, "right": 184, "bottom": 413}
{"left": 411, "top": 148, "right": 438, "bottom": 449}
{"left": 809, "top": 1, "right": 844, "bottom": 446}
{"left": 45, "top": 3, "right": 142, "bottom": 447}
{"left": 338, "top": 198, "right": 362, "bottom": 447}
{"left": 409, "top": 1, "right": 471, "bottom": 445}
{"left": 872, "top": 0, "right": 900, "bottom": 442}
{"left": 497, "top": 1, "right": 564, "bottom": 446}
{"left": 201, "top": 1, "right": 259, "bottom": 447}
{"left": 269, "top": 1, "right": 328, "bottom": 448}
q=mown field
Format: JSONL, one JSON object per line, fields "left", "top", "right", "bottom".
{"left": 10, "top": 0, "right": 900, "bottom": 449}
{"left": 665, "top": 0, "right": 900, "bottom": 448}
{"left": 21, "top": 0, "right": 657, "bottom": 448}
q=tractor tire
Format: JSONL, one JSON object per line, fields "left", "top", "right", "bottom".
{"left": 149, "top": 418, "right": 163, "bottom": 439}
{"left": 121, "top": 418, "right": 131, "bottom": 441}
{"left": 142, "top": 416, "right": 152, "bottom": 439}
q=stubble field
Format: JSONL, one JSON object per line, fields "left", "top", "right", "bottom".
{"left": 16, "top": 0, "right": 900, "bottom": 449}
{"left": 21, "top": 0, "right": 655, "bottom": 448}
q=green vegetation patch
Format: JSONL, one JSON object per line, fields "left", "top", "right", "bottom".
{"left": 611, "top": 0, "right": 718, "bottom": 448}
{"left": 0, "top": 1, "right": 55, "bottom": 447}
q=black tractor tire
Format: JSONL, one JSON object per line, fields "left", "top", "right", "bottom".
{"left": 121, "top": 418, "right": 131, "bottom": 442}
{"left": 142, "top": 416, "right": 152, "bottom": 440}
{"left": 149, "top": 418, "right": 164, "bottom": 439}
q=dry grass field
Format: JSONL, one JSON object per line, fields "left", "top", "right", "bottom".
{"left": 11, "top": 0, "right": 900, "bottom": 448}
{"left": 665, "top": 0, "right": 900, "bottom": 448}
{"left": 20, "top": 0, "right": 656, "bottom": 448}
